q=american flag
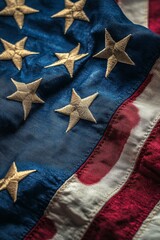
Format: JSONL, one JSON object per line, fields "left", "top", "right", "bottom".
{"left": 0, "top": 0, "right": 160, "bottom": 240}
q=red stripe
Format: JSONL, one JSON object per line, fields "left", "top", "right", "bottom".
{"left": 77, "top": 75, "right": 152, "bottom": 185}
{"left": 149, "top": 0, "right": 160, "bottom": 34}
{"left": 82, "top": 120, "right": 160, "bottom": 240}
{"left": 24, "top": 216, "right": 56, "bottom": 240}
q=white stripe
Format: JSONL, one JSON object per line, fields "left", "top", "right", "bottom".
{"left": 46, "top": 59, "right": 160, "bottom": 240}
{"left": 118, "top": 0, "right": 149, "bottom": 28}
{"left": 133, "top": 201, "right": 160, "bottom": 240}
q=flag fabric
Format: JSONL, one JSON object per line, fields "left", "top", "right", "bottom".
{"left": 0, "top": 0, "right": 160, "bottom": 240}
{"left": 117, "top": 0, "right": 160, "bottom": 34}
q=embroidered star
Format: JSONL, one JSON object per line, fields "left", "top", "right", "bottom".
{"left": 55, "top": 89, "right": 98, "bottom": 132}
{"left": 52, "top": 0, "right": 90, "bottom": 34}
{"left": 45, "top": 43, "right": 88, "bottom": 78}
{"left": 7, "top": 78, "right": 44, "bottom": 120}
{"left": 0, "top": 162, "right": 36, "bottom": 202}
{"left": 0, "top": 37, "right": 39, "bottom": 70}
{"left": 94, "top": 30, "right": 135, "bottom": 77}
{"left": 0, "top": 0, "right": 39, "bottom": 29}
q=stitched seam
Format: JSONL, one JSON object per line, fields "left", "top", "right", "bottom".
{"left": 124, "top": 123, "right": 160, "bottom": 238}
{"left": 77, "top": 73, "right": 152, "bottom": 178}
{"left": 78, "top": 116, "right": 160, "bottom": 240}
{"left": 82, "top": 119, "right": 160, "bottom": 240}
